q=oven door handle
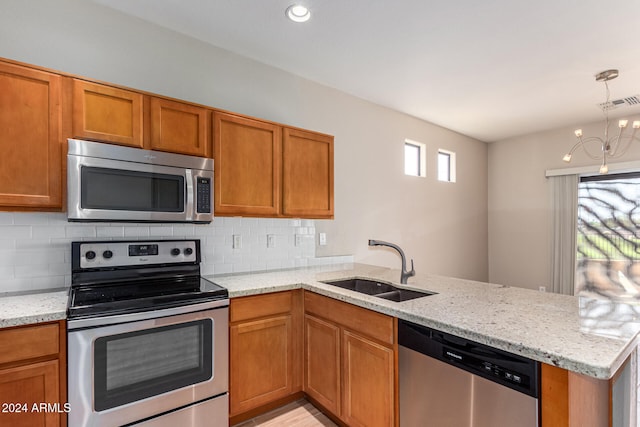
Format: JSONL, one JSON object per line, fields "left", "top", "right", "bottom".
{"left": 68, "top": 298, "right": 229, "bottom": 330}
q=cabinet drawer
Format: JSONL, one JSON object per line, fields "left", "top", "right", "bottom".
{"left": 0, "top": 323, "right": 59, "bottom": 365}
{"left": 231, "top": 291, "right": 293, "bottom": 323}
{"left": 304, "top": 292, "right": 394, "bottom": 346}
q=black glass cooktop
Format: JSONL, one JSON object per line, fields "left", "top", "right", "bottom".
{"left": 68, "top": 276, "right": 228, "bottom": 320}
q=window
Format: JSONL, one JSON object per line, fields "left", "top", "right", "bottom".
{"left": 438, "top": 149, "right": 456, "bottom": 182}
{"left": 404, "top": 140, "right": 426, "bottom": 177}
{"left": 576, "top": 172, "right": 640, "bottom": 295}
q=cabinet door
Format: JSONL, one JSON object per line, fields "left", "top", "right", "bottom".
{"left": 72, "top": 79, "right": 143, "bottom": 148}
{"left": 282, "top": 128, "right": 334, "bottom": 218}
{"left": 342, "top": 330, "right": 395, "bottom": 427}
{"left": 304, "top": 314, "right": 341, "bottom": 415}
{"left": 0, "top": 360, "right": 60, "bottom": 427}
{"left": 230, "top": 315, "right": 293, "bottom": 416}
{"left": 149, "top": 98, "right": 209, "bottom": 157}
{"left": 214, "top": 112, "right": 281, "bottom": 216}
{"left": 0, "top": 62, "right": 62, "bottom": 209}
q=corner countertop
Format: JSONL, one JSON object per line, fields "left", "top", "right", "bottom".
{"left": 208, "top": 263, "right": 640, "bottom": 380}
{"left": 0, "top": 289, "right": 68, "bottom": 328}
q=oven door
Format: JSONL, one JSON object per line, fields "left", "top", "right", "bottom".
{"left": 68, "top": 303, "right": 228, "bottom": 427}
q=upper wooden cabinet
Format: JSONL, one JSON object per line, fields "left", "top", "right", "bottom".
{"left": 71, "top": 79, "right": 144, "bottom": 148}
{"left": 149, "top": 97, "right": 209, "bottom": 157}
{"left": 214, "top": 111, "right": 334, "bottom": 219}
{"left": 0, "top": 61, "right": 63, "bottom": 209}
{"left": 214, "top": 112, "right": 282, "bottom": 216}
{"left": 71, "top": 80, "right": 211, "bottom": 156}
{"left": 0, "top": 57, "right": 333, "bottom": 215}
{"left": 283, "top": 128, "right": 334, "bottom": 218}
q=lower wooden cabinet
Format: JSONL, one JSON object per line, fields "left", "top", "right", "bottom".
{"left": 0, "top": 321, "right": 67, "bottom": 427}
{"left": 304, "top": 314, "right": 341, "bottom": 415}
{"left": 229, "top": 291, "right": 303, "bottom": 423}
{"left": 230, "top": 290, "right": 398, "bottom": 426}
{"left": 342, "top": 330, "right": 395, "bottom": 427}
{"left": 540, "top": 358, "right": 636, "bottom": 427}
{"left": 304, "top": 292, "right": 397, "bottom": 427}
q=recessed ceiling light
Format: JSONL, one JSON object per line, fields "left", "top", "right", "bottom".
{"left": 286, "top": 4, "right": 310, "bottom": 23}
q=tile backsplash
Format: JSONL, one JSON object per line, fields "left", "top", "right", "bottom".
{"left": 0, "top": 213, "right": 352, "bottom": 294}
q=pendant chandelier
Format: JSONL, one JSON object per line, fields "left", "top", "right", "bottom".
{"left": 562, "top": 69, "right": 640, "bottom": 174}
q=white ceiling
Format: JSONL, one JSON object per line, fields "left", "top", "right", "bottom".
{"left": 92, "top": 0, "right": 640, "bottom": 142}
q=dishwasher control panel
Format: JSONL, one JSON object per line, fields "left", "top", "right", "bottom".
{"left": 443, "top": 347, "right": 531, "bottom": 390}
{"left": 399, "top": 320, "right": 539, "bottom": 398}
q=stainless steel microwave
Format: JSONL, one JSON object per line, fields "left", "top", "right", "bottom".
{"left": 67, "top": 139, "right": 213, "bottom": 223}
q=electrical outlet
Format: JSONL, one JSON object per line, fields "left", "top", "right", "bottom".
{"left": 233, "top": 234, "right": 242, "bottom": 249}
{"left": 295, "top": 234, "right": 302, "bottom": 247}
{"left": 539, "top": 286, "right": 546, "bottom": 292}
{"left": 319, "top": 232, "right": 327, "bottom": 246}
{"left": 267, "top": 234, "right": 275, "bottom": 248}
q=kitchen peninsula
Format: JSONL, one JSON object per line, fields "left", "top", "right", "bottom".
{"left": 213, "top": 262, "right": 638, "bottom": 427}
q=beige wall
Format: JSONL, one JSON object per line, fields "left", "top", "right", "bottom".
{"left": 0, "top": 0, "right": 489, "bottom": 281}
{"left": 488, "top": 114, "right": 640, "bottom": 290}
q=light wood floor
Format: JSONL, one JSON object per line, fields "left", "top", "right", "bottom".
{"left": 233, "top": 399, "right": 337, "bottom": 427}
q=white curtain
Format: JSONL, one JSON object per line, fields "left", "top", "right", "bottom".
{"left": 550, "top": 174, "right": 578, "bottom": 295}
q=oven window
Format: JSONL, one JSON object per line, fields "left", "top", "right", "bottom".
{"left": 94, "top": 319, "right": 212, "bottom": 411}
{"left": 81, "top": 167, "right": 184, "bottom": 212}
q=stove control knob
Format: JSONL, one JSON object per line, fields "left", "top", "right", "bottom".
{"left": 85, "top": 250, "right": 96, "bottom": 260}
{"left": 103, "top": 250, "right": 113, "bottom": 259}
{"left": 184, "top": 247, "right": 193, "bottom": 256}
{"left": 171, "top": 248, "right": 181, "bottom": 256}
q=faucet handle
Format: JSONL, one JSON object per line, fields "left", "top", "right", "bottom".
{"left": 409, "top": 259, "right": 415, "bottom": 276}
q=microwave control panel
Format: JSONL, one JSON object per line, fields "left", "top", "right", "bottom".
{"left": 196, "top": 177, "right": 211, "bottom": 213}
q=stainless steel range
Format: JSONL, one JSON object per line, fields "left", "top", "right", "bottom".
{"left": 67, "top": 239, "right": 229, "bottom": 427}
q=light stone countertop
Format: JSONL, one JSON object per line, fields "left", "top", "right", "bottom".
{"left": 0, "top": 289, "right": 68, "bottom": 328}
{"left": 208, "top": 262, "right": 640, "bottom": 380}
{"left": 2, "top": 263, "right": 637, "bottom": 380}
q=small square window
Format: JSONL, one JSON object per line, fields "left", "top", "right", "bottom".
{"left": 438, "top": 149, "right": 456, "bottom": 182}
{"left": 404, "top": 140, "right": 426, "bottom": 177}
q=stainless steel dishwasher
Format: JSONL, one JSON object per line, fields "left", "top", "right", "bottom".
{"left": 399, "top": 320, "right": 539, "bottom": 427}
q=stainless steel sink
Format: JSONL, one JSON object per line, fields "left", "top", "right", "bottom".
{"left": 321, "top": 278, "right": 435, "bottom": 301}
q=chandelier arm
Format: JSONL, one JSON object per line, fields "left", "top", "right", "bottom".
{"left": 608, "top": 134, "right": 637, "bottom": 158}
{"left": 578, "top": 137, "right": 608, "bottom": 160}
{"left": 606, "top": 126, "right": 626, "bottom": 157}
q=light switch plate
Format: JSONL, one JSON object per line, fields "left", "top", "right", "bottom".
{"left": 267, "top": 234, "right": 275, "bottom": 248}
{"left": 319, "top": 232, "right": 327, "bottom": 246}
{"left": 233, "top": 234, "right": 242, "bottom": 249}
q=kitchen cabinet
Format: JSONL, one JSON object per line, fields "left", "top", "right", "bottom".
{"left": 304, "top": 291, "right": 397, "bottom": 427}
{"left": 229, "top": 290, "right": 303, "bottom": 424}
{"left": 213, "top": 111, "right": 334, "bottom": 219}
{"left": 0, "top": 61, "right": 63, "bottom": 210}
{"left": 541, "top": 357, "right": 637, "bottom": 427}
{"left": 304, "top": 314, "right": 341, "bottom": 415}
{"left": 149, "top": 97, "right": 209, "bottom": 157}
{"left": 0, "top": 321, "right": 67, "bottom": 427}
{"left": 71, "top": 79, "right": 144, "bottom": 148}
{"left": 282, "top": 128, "right": 334, "bottom": 218}
{"left": 0, "top": 57, "right": 333, "bottom": 215}
{"left": 213, "top": 112, "right": 282, "bottom": 216}
{"left": 71, "top": 80, "right": 211, "bottom": 156}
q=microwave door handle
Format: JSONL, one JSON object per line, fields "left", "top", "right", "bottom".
{"left": 185, "top": 169, "right": 194, "bottom": 220}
